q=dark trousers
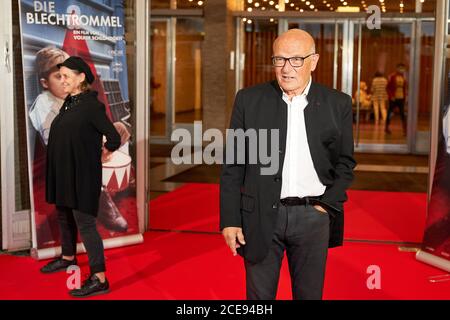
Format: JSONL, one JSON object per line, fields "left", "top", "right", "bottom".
{"left": 244, "top": 204, "right": 330, "bottom": 300}
{"left": 57, "top": 206, "right": 106, "bottom": 274}
{"left": 386, "top": 98, "right": 406, "bottom": 129}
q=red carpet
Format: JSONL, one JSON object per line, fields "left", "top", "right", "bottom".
{"left": 0, "top": 185, "right": 438, "bottom": 300}
{"left": 150, "top": 183, "right": 427, "bottom": 243}
{"left": 0, "top": 231, "right": 448, "bottom": 300}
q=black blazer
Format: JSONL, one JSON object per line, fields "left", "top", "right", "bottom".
{"left": 220, "top": 80, "right": 356, "bottom": 263}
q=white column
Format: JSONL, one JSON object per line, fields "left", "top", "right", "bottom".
{"left": 136, "top": 0, "right": 151, "bottom": 232}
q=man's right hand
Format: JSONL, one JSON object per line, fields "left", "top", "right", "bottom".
{"left": 222, "top": 227, "right": 246, "bottom": 256}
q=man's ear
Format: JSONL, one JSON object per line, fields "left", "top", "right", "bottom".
{"left": 40, "top": 78, "right": 49, "bottom": 89}
{"left": 310, "top": 54, "right": 320, "bottom": 72}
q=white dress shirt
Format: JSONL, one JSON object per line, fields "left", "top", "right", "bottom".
{"left": 280, "top": 78, "right": 326, "bottom": 199}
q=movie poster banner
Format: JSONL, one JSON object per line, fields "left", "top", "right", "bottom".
{"left": 19, "top": 0, "right": 142, "bottom": 259}
{"left": 417, "top": 91, "right": 450, "bottom": 272}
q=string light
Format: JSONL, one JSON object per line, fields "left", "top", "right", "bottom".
{"left": 238, "top": 0, "right": 428, "bottom": 14}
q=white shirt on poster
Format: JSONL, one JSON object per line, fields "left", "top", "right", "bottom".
{"left": 28, "top": 90, "right": 64, "bottom": 146}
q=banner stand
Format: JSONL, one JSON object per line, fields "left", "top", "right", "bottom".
{"left": 18, "top": 0, "right": 143, "bottom": 256}
{"left": 416, "top": 250, "right": 450, "bottom": 273}
{"left": 31, "top": 233, "right": 143, "bottom": 261}
{"left": 417, "top": 0, "right": 450, "bottom": 272}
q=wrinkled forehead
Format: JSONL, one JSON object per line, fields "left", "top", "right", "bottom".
{"left": 273, "top": 36, "right": 315, "bottom": 56}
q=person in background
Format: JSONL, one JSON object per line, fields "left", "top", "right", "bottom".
{"left": 371, "top": 72, "right": 388, "bottom": 126}
{"left": 386, "top": 63, "right": 408, "bottom": 135}
{"left": 354, "top": 81, "right": 372, "bottom": 122}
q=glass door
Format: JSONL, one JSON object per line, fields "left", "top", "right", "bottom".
{"left": 173, "top": 18, "right": 203, "bottom": 128}
{"left": 352, "top": 20, "right": 415, "bottom": 153}
{"left": 150, "top": 17, "right": 204, "bottom": 142}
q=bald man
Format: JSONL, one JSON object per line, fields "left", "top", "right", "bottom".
{"left": 220, "top": 29, "right": 356, "bottom": 300}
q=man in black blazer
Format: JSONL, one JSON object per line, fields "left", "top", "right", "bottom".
{"left": 220, "top": 29, "right": 356, "bottom": 300}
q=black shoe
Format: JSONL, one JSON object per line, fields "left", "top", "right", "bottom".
{"left": 40, "top": 258, "right": 77, "bottom": 274}
{"left": 69, "top": 274, "right": 110, "bottom": 298}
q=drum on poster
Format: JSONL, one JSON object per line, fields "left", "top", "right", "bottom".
{"left": 102, "top": 150, "right": 131, "bottom": 193}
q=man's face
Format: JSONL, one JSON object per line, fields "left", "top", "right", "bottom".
{"left": 273, "top": 38, "right": 319, "bottom": 95}
{"left": 40, "top": 69, "right": 66, "bottom": 99}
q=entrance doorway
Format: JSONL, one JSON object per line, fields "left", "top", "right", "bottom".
{"left": 236, "top": 15, "right": 435, "bottom": 154}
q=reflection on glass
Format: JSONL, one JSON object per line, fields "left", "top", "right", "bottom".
{"left": 243, "top": 19, "right": 278, "bottom": 88}
{"left": 175, "top": 18, "right": 203, "bottom": 124}
{"left": 151, "top": 0, "right": 170, "bottom": 9}
{"left": 150, "top": 21, "right": 167, "bottom": 136}
{"left": 417, "top": 21, "right": 435, "bottom": 134}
